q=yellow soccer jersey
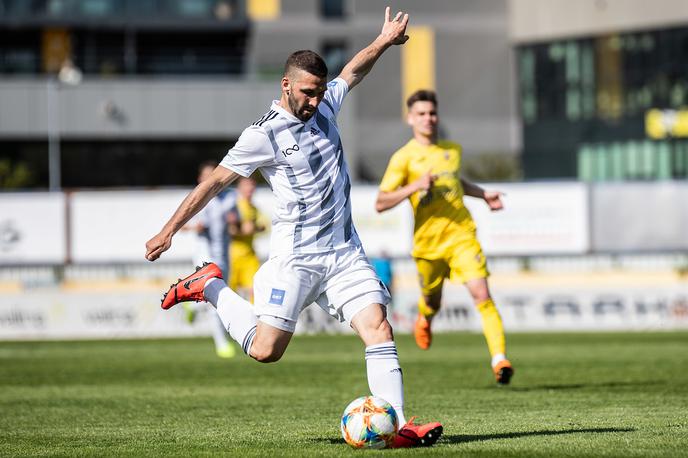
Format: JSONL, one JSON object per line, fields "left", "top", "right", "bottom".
{"left": 379, "top": 138, "right": 477, "bottom": 260}
{"left": 230, "top": 197, "right": 260, "bottom": 259}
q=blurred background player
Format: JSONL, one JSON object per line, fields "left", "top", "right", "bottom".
{"left": 370, "top": 249, "right": 394, "bottom": 299}
{"left": 229, "top": 176, "right": 266, "bottom": 301}
{"left": 375, "top": 89, "right": 514, "bottom": 385}
{"left": 146, "top": 8, "right": 443, "bottom": 447}
{"left": 181, "top": 160, "right": 239, "bottom": 359}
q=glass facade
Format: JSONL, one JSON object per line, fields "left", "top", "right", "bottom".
{"left": 0, "top": 139, "right": 236, "bottom": 188}
{"left": 320, "top": 0, "right": 345, "bottom": 19}
{"left": 0, "top": 0, "right": 244, "bottom": 21}
{"left": 518, "top": 25, "right": 688, "bottom": 180}
{"left": 0, "top": 0, "right": 248, "bottom": 75}
{"left": 321, "top": 40, "right": 347, "bottom": 77}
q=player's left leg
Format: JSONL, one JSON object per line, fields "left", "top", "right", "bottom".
{"left": 350, "top": 303, "right": 442, "bottom": 448}
{"left": 350, "top": 303, "right": 404, "bottom": 421}
{"left": 321, "top": 247, "right": 442, "bottom": 447}
{"left": 464, "top": 277, "right": 512, "bottom": 377}
{"left": 452, "top": 239, "right": 514, "bottom": 385}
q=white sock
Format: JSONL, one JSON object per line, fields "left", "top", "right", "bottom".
{"left": 204, "top": 278, "right": 257, "bottom": 355}
{"left": 208, "top": 308, "right": 230, "bottom": 350}
{"left": 491, "top": 353, "right": 507, "bottom": 368}
{"left": 365, "top": 341, "right": 406, "bottom": 427}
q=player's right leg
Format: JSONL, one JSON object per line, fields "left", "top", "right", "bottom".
{"left": 414, "top": 258, "right": 448, "bottom": 350}
{"left": 159, "top": 262, "right": 292, "bottom": 362}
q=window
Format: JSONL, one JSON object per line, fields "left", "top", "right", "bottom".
{"left": 320, "top": 0, "right": 345, "bottom": 19}
{"left": 0, "top": 30, "right": 40, "bottom": 74}
{"left": 321, "top": 40, "right": 347, "bottom": 77}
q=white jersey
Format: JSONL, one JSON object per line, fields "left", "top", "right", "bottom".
{"left": 192, "top": 189, "right": 237, "bottom": 276}
{"left": 220, "top": 77, "right": 360, "bottom": 255}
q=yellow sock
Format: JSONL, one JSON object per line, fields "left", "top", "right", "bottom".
{"left": 418, "top": 296, "right": 439, "bottom": 319}
{"left": 476, "top": 298, "right": 506, "bottom": 357}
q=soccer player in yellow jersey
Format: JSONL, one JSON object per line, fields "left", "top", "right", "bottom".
{"left": 375, "top": 89, "right": 514, "bottom": 385}
{"left": 230, "top": 176, "right": 266, "bottom": 301}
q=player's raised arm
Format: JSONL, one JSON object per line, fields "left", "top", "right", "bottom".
{"left": 145, "top": 166, "right": 240, "bottom": 261}
{"left": 338, "top": 6, "right": 409, "bottom": 91}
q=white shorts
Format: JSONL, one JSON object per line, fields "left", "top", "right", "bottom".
{"left": 252, "top": 245, "right": 391, "bottom": 333}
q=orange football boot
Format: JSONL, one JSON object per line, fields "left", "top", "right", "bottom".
{"left": 414, "top": 314, "right": 432, "bottom": 350}
{"left": 493, "top": 359, "right": 514, "bottom": 385}
{"left": 391, "top": 417, "right": 443, "bottom": 448}
{"left": 160, "top": 262, "right": 223, "bottom": 310}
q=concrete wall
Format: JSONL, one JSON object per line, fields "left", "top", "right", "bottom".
{"left": 0, "top": 78, "right": 277, "bottom": 138}
{"left": 509, "top": 0, "right": 688, "bottom": 43}
{"left": 248, "top": 0, "right": 518, "bottom": 178}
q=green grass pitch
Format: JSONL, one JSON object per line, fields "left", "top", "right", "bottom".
{"left": 1, "top": 332, "right": 687, "bottom": 457}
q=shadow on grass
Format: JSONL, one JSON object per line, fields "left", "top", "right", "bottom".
{"left": 505, "top": 380, "right": 665, "bottom": 392}
{"left": 443, "top": 427, "right": 635, "bottom": 444}
{"left": 312, "top": 427, "right": 635, "bottom": 446}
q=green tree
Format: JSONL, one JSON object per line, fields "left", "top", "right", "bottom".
{"left": 0, "top": 159, "right": 35, "bottom": 189}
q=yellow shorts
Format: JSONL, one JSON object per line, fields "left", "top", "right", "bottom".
{"left": 230, "top": 254, "right": 261, "bottom": 291}
{"left": 415, "top": 237, "right": 489, "bottom": 296}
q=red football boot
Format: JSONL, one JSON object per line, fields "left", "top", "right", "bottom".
{"left": 160, "top": 262, "right": 223, "bottom": 310}
{"left": 391, "top": 417, "right": 443, "bottom": 448}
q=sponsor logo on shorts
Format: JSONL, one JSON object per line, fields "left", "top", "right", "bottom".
{"left": 269, "top": 288, "right": 286, "bottom": 305}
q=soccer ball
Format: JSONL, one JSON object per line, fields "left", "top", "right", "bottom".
{"left": 340, "top": 395, "right": 398, "bottom": 449}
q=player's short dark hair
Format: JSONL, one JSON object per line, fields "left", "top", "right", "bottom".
{"left": 284, "top": 50, "right": 328, "bottom": 79}
{"left": 406, "top": 89, "right": 438, "bottom": 109}
{"left": 198, "top": 160, "right": 217, "bottom": 174}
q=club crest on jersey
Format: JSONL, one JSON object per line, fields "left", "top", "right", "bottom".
{"left": 269, "top": 288, "right": 286, "bottom": 305}
{"left": 310, "top": 127, "right": 319, "bottom": 136}
{"left": 281, "top": 144, "right": 300, "bottom": 157}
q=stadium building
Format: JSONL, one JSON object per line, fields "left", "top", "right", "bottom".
{"left": 0, "top": 0, "right": 515, "bottom": 188}
{"left": 510, "top": 0, "right": 688, "bottom": 181}
{"left": 2, "top": 1, "right": 688, "bottom": 187}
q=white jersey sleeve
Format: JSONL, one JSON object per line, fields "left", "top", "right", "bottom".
{"left": 322, "top": 77, "right": 349, "bottom": 118}
{"left": 220, "top": 126, "right": 276, "bottom": 177}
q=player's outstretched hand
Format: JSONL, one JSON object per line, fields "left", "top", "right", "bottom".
{"left": 145, "top": 232, "right": 172, "bottom": 261}
{"left": 484, "top": 191, "right": 504, "bottom": 211}
{"left": 381, "top": 6, "right": 409, "bottom": 46}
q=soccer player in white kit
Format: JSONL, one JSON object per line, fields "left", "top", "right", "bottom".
{"left": 145, "top": 8, "right": 442, "bottom": 448}
{"left": 182, "top": 160, "right": 238, "bottom": 358}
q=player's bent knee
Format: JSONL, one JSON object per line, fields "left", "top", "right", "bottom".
{"left": 250, "top": 345, "right": 285, "bottom": 363}
{"left": 250, "top": 320, "right": 293, "bottom": 363}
